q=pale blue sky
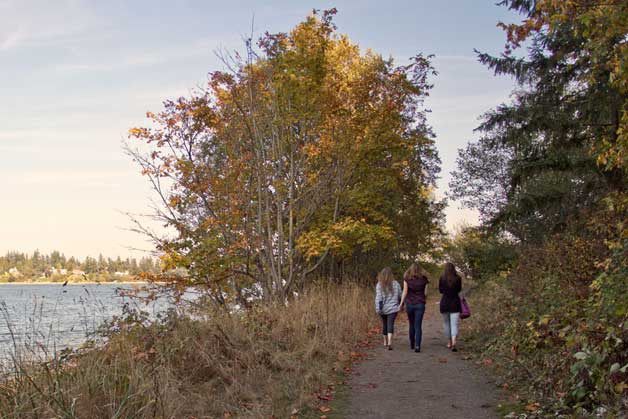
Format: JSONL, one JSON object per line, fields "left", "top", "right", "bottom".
{"left": 0, "top": 0, "right": 518, "bottom": 258}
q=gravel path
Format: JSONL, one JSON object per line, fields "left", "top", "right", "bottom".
{"left": 347, "top": 300, "right": 500, "bottom": 419}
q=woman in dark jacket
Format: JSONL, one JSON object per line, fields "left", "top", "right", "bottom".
{"left": 439, "top": 262, "right": 462, "bottom": 352}
{"left": 398, "top": 263, "right": 429, "bottom": 352}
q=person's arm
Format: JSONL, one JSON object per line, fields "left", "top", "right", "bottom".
{"left": 438, "top": 278, "right": 445, "bottom": 294}
{"left": 424, "top": 283, "right": 428, "bottom": 298}
{"left": 399, "top": 280, "right": 408, "bottom": 309}
{"left": 375, "top": 283, "right": 382, "bottom": 313}
{"left": 455, "top": 277, "right": 462, "bottom": 294}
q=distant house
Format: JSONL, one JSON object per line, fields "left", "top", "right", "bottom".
{"left": 51, "top": 268, "right": 68, "bottom": 275}
{"left": 72, "top": 269, "right": 85, "bottom": 276}
{"left": 8, "top": 267, "right": 21, "bottom": 277}
{"left": 166, "top": 267, "right": 189, "bottom": 278}
{"left": 114, "top": 271, "right": 130, "bottom": 277}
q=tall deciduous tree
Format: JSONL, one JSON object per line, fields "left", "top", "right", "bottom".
{"left": 128, "top": 10, "right": 442, "bottom": 303}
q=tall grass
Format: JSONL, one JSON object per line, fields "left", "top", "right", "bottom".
{"left": 0, "top": 282, "right": 376, "bottom": 418}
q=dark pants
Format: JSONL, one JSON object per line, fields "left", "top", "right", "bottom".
{"left": 380, "top": 312, "right": 397, "bottom": 335}
{"left": 406, "top": 303, "right": 426, "bottom": 349}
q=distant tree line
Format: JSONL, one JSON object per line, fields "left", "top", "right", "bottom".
{"left": 0, "top": 250, "right": 160, "bottom": 281}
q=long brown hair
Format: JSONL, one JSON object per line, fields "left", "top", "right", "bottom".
{"left": 442, "top": 262, "right": 460, "bottom": 287}
{"left": 377, "top": 267, "right": 395, "bottom": 294}
{"left": 404, "top": 262, "right": 429, "bottom": 281}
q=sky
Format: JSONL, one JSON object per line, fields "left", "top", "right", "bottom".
{"left": 0, "top": 0, "right": 519, "bottom": 259}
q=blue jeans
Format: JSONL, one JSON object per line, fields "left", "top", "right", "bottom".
{"left": 406, "top": 303, "right": 426, "bottom": 349}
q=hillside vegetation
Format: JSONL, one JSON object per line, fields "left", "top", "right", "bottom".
{"left": 0, "top": 250, "right": 159, "bottom": 283}
{"left": 448, "top": 1, "right": 627, "bottom": 416}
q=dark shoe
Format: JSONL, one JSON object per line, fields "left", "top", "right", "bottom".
{"left": 415, "top": 347, "right": 421, "bottom": 353}
{"left": 451, "top": 347, "right": 458, "bottom": 352}
{"left": 388, "top": 346, "right": 393, "bottom": 351}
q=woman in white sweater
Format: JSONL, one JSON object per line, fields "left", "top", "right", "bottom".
{"left": 374, "top": 267, "right": 402, "bottom": 350}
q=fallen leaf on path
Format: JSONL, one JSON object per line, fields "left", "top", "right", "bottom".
{"left": 319, "top": 406, "right": 332, "bottom": 413}
{"left": 366, "top": 383, "right": 378, "bottom": 389}
{"left": 438, "top": 357, "right": 448, "bottom": 363}
{"left": 525, "top": 402, "right": 540, "bottom": 412}
{"left": 482, "top": 358, "right": 493, "bottom": 366}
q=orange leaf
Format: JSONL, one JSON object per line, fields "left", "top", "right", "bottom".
{"left": 525, "top": 402, "right": 540, "bottom": 412}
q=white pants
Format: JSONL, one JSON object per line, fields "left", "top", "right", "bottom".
{"left": 442, "top": 312, "right": 460, "bottom": 339}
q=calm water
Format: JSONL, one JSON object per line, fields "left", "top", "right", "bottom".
{"left": 0, "top": 283, "right": 172, "bottom": 364}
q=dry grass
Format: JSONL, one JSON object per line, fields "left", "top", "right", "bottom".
{"left": 0, "top": 282, "right": 376, "bottom": 418}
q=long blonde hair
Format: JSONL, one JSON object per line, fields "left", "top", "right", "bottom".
{"left": 377, "top": 267, "right": 395, "bottom": 294}
{"left": 403, "top": 262, "right": 429, "bottom": 281}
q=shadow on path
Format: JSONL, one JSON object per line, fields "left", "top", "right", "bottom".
{"left": 347, "top": 300, "right": 500, "bottom": 419}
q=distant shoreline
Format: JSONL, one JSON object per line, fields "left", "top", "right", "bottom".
{"left": 0, "top": 281, "right": 162, "bottom": 285}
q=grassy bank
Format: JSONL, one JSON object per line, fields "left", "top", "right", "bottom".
{"left": 0, "top": 283, "right": 377, "bottom": 418}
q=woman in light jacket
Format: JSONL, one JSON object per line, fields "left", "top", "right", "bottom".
{"left": 375, "top": 267, "right": 402, "bottom": 350}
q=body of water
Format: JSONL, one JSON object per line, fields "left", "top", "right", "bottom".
{"left": 0, "top": 283, "right": 171, "bottom": 364}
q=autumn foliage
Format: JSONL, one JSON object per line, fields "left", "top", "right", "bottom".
{"left": 128, "top": 10, "right": 442, "bottom": 303}
{"left": 450, "top": 1, "right": 627, "bottom": 415}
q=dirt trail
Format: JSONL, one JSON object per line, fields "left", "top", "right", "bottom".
{"left": 347, "top": 300, "right": 500, "bottom": 419}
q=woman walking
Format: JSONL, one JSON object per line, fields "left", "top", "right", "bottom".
{"left": 398, "top": 263, "right": 429, "bottom": 352}
{"left": 374, "top": 267, "right": 402, "bottom": 350}
{"left": 439, "top": 262, "right": 462, "bottom": 352}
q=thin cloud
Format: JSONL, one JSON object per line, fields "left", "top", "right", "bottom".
{"left": 434, "top": 55, "right": 478, "bottom": 62}
{"left": 0, "top": 29, "right": 22, "bottom": 50}
{"left": 53, "top": 38, "right": 222, "bottom": 73}
{"left": 0, "top": 0, "right": 101, "bottom": 51}
{"left": 5, "top": 169, "right": 133, "bottom": 186}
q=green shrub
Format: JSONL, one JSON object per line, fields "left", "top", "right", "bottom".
{"left": 462, "top": 200, "right": 627, "bottom": 416}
